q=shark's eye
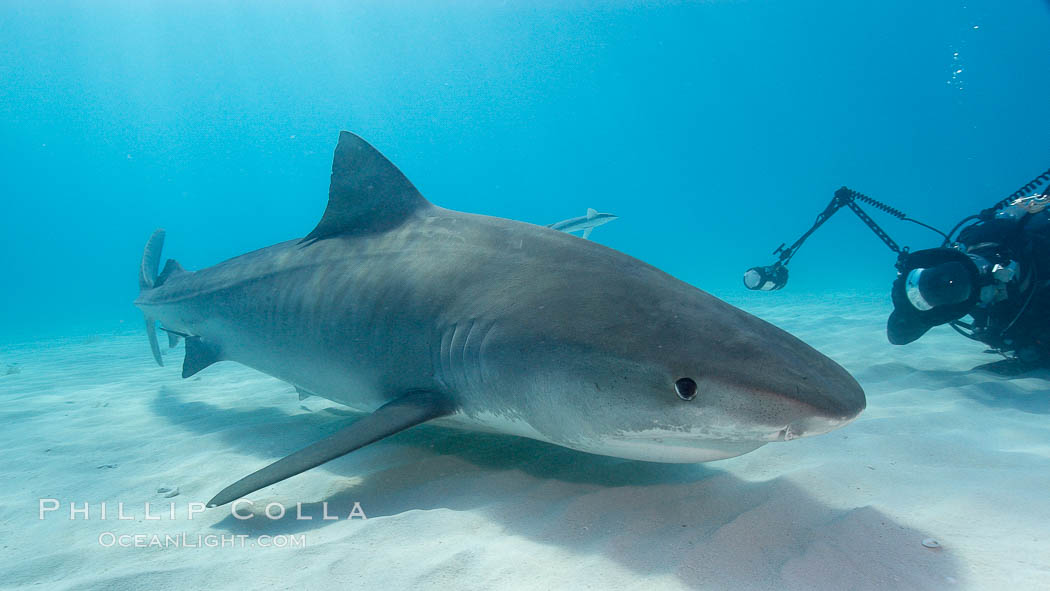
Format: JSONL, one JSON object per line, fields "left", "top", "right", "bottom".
{"left": 675, "top": 377, "right": 698, "bottom": 401}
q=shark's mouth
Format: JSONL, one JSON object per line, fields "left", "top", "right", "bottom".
{"left": 585, "top": 410, "right": 861, "bottom": 463}
{"left": 578, "top": 433, "right": 769, "bottom": 464}
{"left": 774, "top": 412, "right": 861, "bottom": 441}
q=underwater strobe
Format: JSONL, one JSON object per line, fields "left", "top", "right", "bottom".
{"left": 743, "top": 263, "right": 789, "bottom": 291}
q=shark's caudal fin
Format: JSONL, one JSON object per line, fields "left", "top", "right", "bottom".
{"left": 207, "top": 390, "right": 455, "bottom": 507}
{"left": 301, "top": 131, "right": 433, "bottom": 243}
{"left": 139, "top": 229, "right": 166, "bottom": 366}
{"left": 139, "top": 229, "right": 166, "bottom": 291}
{"left": 139, "top": 230, "right": 191, "bottom": 366}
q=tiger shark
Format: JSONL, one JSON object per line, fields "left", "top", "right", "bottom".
{"left": 134, "top": 131, "right": 865, "bottom": 508}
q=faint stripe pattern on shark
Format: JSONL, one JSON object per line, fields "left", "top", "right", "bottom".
{"left": 134, "top": 132, "right": 865, "bottom": 507}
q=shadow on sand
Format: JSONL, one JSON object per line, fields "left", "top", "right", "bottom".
{"left": 151, "top": 386, "right": 961, "bottom": 590}
{"left": 855, "top": 361, "right": 1050, "bottom": 415}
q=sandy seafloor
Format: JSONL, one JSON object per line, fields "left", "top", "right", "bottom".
{"left": 1, "top": 292, "right": 1048, "bottom": 591}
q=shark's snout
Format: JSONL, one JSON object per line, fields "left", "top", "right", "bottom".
{"left": 761, "top": 359, "right": 866, "bottom": 441}
{"left": 794, "top": 368, "right": 865, "bottom": 415}
{"left": 701, "top": 325, "right": 866, "bottom": 446}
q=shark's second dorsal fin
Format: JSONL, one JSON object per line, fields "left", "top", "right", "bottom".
{"left": 302, "top": 132, "right": 431, "bottom": 243}
{"left": 156, "top": 259, "right": 188, "bottom": 288}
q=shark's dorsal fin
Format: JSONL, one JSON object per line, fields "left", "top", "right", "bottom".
{"left": 302, "top": 132, "right": 431, "bottom": 243}
{"left": 586, "top": 208, "right": 598, "bottom": 219}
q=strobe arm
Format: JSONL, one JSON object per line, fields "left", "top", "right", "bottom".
{"left": 743, "top": 187, "right": 907, "bottom": 291}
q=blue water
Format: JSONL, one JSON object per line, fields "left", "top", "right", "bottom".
{"left": 2, "top": 1, "right": 1048, "bottom": 343}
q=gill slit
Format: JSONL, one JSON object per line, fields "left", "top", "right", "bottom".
{"left": 434, "top": 318, "right": 493, "bottom": 395}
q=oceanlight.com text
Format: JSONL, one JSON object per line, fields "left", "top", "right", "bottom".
{"left": 97, "top": 532, "right": 306, "bottom": 549}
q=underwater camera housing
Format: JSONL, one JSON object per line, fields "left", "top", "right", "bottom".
{"left": 887, "top": 247, "right": 981, "bottom": 344}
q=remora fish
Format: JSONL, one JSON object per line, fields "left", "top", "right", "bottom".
{"left": 548, "top": 208, "right": 618, "bottom": 239}
{"left": 134, "top": 132, "right": 865, "bottom": 507}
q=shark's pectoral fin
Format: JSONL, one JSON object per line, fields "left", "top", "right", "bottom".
{"left": 582, "top": 227, "right": 593, "bottom": 240}
{"left": 182, "top": 337, "right": 224, "bottom": 378}
{"left": 206, "top": 390, "right": 455, "bottom": 507}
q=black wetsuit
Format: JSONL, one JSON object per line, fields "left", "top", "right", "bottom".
{"left": 957, "top": 208, "right": 1050, "bottom": 365}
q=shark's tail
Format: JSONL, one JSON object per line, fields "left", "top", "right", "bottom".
{"left": 139, "top": 229, "right": 166, "bottom": 366}
{"left": 139, "top": 230, "right": 191, "bottom": 366}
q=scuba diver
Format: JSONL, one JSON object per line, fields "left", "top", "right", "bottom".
{"left": 743, "top": 168, "right": 1050, "bottom": 375}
